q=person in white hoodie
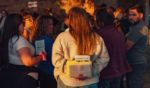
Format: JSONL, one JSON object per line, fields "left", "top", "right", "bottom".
{"left": 52, "top": 7, "right": 110, "bottom": 88}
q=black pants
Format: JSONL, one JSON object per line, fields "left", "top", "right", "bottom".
{"left": 38, "top": 70, "right": 57, "bottom": 88}
{"left": 0, "top": 64, "right": 38, "bottom": 88}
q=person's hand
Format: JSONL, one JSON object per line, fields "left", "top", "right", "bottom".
{"left": 39, "top": 52, "right": 47, "bottom": 61}
{"left": 75, "top": 74, "right": 88, "bottom": 80}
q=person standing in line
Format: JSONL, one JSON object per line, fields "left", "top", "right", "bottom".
{"left": 126, "top": 4, "right": 148, "bottom": 88}
{"left": 52, "top": 7, "right": 110, "bottom": 88}
{"left": 34, "top": 15, "right": 57, "bottom": 88}
{"left": 0, "top": 14, "right": 46, "bottom": 88}
{"left": 95, "top": 8, "right": 131, "bottom": 88}
{"left": 113, "top": 7, "right": 131, "bottom": 35}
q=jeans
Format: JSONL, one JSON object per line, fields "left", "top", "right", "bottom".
{"left": 57, "top": 78, "right": 98, "bottom": 88}
{"left": 98, "top": 76, "right": 121, "bottom": 88}
{"left": 126, "top": 63, "right": 147, "bottom": 88}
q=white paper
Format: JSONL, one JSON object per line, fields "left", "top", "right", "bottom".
{"left": 35, "top": 40, "right": 45, "bottom": 55}
{"left": 74, "top": 55, "right": 90, "bottom": 62}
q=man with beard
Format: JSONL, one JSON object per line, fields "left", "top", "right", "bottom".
{"left": 126, "top": 4, "right": 148, "bottom": 88}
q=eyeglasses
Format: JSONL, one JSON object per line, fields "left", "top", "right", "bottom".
{"left": 128, "top": 14, "right": 136, "bottom": 16}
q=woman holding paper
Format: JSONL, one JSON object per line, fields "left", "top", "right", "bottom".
{"left": 52, "top": 7, "right": 110, "bottom": 88}
{"left": 34, "top": 15, "right": 57, "bottom": 88}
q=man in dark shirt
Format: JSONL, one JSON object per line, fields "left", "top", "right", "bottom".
{"left": 126, "top": 4, "right": 148, "bottom": 88}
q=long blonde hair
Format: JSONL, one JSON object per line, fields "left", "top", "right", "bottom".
{"left": 68, "top": 7, "right": 98, "bottom": 55}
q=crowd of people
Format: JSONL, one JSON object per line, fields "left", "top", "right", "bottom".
{"left": 0, "top": 0, "right": 149, "bottom": 88}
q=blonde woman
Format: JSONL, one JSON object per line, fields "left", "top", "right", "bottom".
{"left": 52, "top": 7, "right": 109, "bottom": 88}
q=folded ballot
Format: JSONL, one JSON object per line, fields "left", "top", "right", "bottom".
{"left": 66, "top": 55, "right": 92, "bottom": 78}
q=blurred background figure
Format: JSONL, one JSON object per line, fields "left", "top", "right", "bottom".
{"left": 0, "top": 10, "right": 8, "bottom": 37}
{"left": 107, "top": 6, "right": 115, "bottom": 16}
{"left": 84, "top": 0, "right": 95, "bottom": 16}
{"left": 114, "top": 7, "right": 131, "bottom": 35}
{"left": 95, "top": 8, "right": 131, "bottom": 88}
